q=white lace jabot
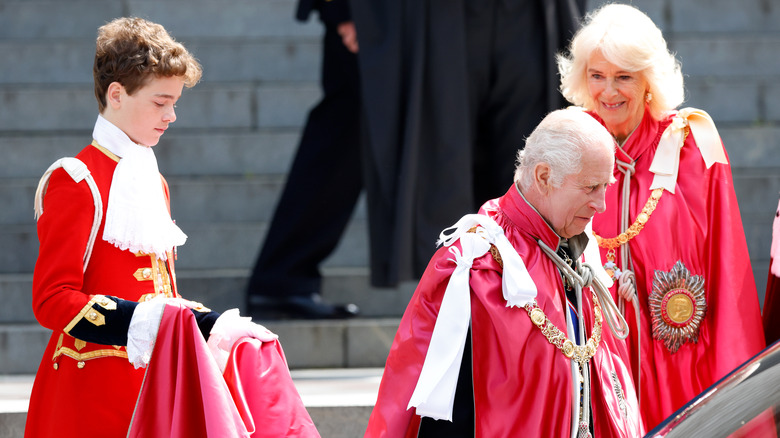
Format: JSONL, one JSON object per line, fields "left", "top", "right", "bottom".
{"left": 93, "top": 115, "right": 186, "bottom": 260}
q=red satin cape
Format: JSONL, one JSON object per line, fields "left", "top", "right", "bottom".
{"left": 365, "top": 187, "right": 643, "bottom": 438}
{"left": 129, "top": 304, "right": 319, "bottom": 437}
{"left": 589, "top": 109, "right": 765, "bottom": 430}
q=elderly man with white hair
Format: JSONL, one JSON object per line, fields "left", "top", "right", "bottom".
{"left": 364, "top": 108, "right": 643, "bottom": 438}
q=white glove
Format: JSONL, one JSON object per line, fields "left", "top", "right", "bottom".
{"left": 126, "top": 295, "right": 169, "bottom": 369}
{"left": 126, "top": 297, "right": 211, "bottom": 369}
{"left": 207, "top": 308, "right": 278, "bottom": 373}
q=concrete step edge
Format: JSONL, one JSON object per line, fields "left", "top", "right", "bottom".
{"left": 0, "top": 367, "right": 381, "bottom": 438}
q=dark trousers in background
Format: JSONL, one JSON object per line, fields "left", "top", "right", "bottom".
{"left": 465, "top": 0, "right": 547, "bottom": 205}
{"left": 246, "top": 24, "right": 362, "bottom": 302}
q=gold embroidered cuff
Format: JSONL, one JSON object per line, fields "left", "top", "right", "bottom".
{"left": 52, "top": 333, "right": 127, "bottom": 367}
{"left": 85, "top": 309, "right": 106, "bottom": 326}
{"left": 95, "top": 295, "right": 117, "bottom": 311}
{"left": 63, "top": 294, "right": 113, "bottom": 335}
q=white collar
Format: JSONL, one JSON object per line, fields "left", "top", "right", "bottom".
{"left": 93, "top": 115, "right": 186, "bottom": 260}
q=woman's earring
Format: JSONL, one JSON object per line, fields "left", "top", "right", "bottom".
{"left": 645, "top": 92, "right": 653, "bottom": 103}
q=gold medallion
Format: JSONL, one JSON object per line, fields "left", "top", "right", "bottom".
{"left": 562, "top": 340, "right": 575, "bottom": 358}
{"left": 648, "top": 260, "right": 706, "bottom": 353}
{"left": 586, "top": 340, "right": 596, "bottom": 357}
{"left": 530, "top": 308, "right": 546, "bottom": 327}
{"left": 523, "top": 293, "right": 603, "bottom": 366}
{"left": 661, "top": 289, "right": 695, "bottom": 326}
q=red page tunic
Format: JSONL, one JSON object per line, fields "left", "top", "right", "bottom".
{"left": 26, "top": 144, "right": 180, "bottom": 437}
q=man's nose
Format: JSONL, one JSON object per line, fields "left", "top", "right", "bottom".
{"left": 592, "top": 192, "right": 607, "bottom": 214}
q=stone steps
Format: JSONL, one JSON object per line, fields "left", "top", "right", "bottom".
{"left": 0, "top": 267, "right": 414, "bottom": 321}
{"left": 645, "top": 0, "right": 780, "bottom": 33}
{"left": 4, "top": 35, "right": 780, "bottom": 86}
{"left": 0, "top": 0, "right": 322, "bottom": 40}
{"left": 0, "top": 82, "right": 322, "bottom": 132}
{"left": 1, "top": 77, "right": 778, "bottom": 136}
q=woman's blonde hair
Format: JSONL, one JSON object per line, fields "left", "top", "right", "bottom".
{"left": 557, "top": 4, "right": 684, "bottom": 120}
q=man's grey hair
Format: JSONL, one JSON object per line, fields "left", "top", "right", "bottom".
{"left": 514, "top": 108, "right": 615, "bottom": 190}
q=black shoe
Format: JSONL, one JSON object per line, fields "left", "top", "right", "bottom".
{"left": 248, "top": 294, "right": 360, "bottom": 320}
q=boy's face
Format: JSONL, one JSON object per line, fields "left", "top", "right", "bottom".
{"left": 110, "top": 75, "right": 184, "bottom": 147}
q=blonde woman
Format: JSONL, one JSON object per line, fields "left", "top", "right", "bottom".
{"left": 558, "top": 3, "right": 765, "bottom": 430}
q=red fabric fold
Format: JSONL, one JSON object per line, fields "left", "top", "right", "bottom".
{"left": 128, "top": 304, "right": 320, "bottom": 437}
{"left": 223, "top": 337, "right": 321, "bottom": 438}
{"left": 128, "top": 304, "right": 249, "bottom": 437}
{"left": 763, "top": 258, "right": 780, "bottom": 346}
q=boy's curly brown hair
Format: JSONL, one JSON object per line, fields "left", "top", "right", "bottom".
{"left": 93, "top": 17, "right": 202, "bottom": 112}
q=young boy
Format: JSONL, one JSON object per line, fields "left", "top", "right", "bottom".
{"left": 26, "top": 17, "right": 317, "bottom": 437}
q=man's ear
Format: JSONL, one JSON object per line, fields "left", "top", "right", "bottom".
{"left": 106, "top": 82, "right": 124, "bottom": 110}
{"left": 533, "top": 162, "right": 553, "bottom": 194}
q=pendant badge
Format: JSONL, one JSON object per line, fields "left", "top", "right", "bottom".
{"left": 648, "top": 260, "right": 707, "bottom": 353}
{"left": 602, "top": 249, "right": 622, "bottom": 280}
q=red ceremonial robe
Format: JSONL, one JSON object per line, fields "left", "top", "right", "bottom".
{"left": 365, "top": 186, "right": 643, "bottom": 438}
{"left": 764, "top": 258, "right": 780, "bottom": 346}
{"left": 589, "top": 109, "right": 766, "bottom": 430}
{"left": 129, "top": 304, "right": 320, "bottom": 438}
{"left": 224, "top": 337, "right": 320, "bottom": 438}
{"left": 28, "top": 141, "right": 319, "bottom": 437}
{"left": 128, "top": 303, "right": 250, "bottom": 437}
{"left": 762, "top": 196, "right": 780, "bottom": 346}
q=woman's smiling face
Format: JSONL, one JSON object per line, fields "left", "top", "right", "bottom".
{"left": 586, "top": 50, "right": 649, "bottom": 143}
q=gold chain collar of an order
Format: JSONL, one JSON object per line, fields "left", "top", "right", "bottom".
{"left": 524, "top": 292, "right": 603, "bottom": 366}
{"left": 593, "top": 124, "right": 689, "bottom": 253}
{"left": 476, "top": 228, "right": 603, "bottom": 364}
{"left": 593, "top": 187, "right": 664, "bottom": 251}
